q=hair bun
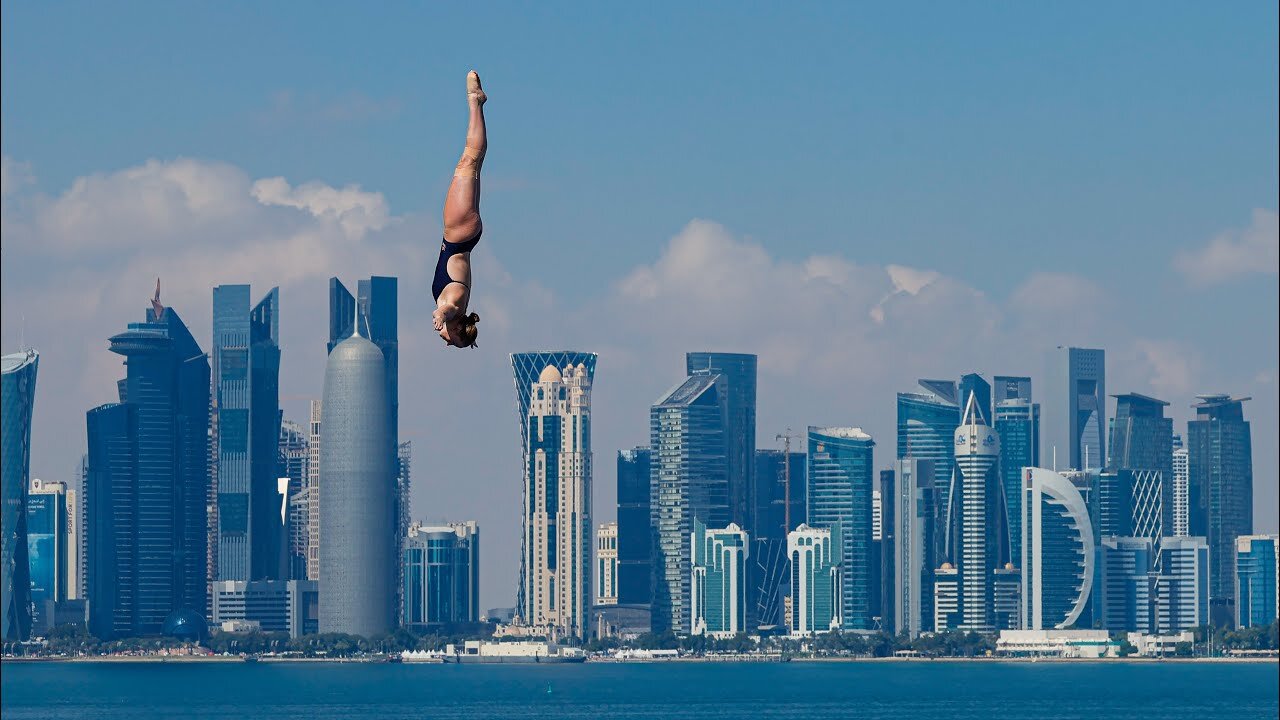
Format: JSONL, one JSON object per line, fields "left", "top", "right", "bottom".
{"left": 468, "top": 312, "right": 480, "bottom": 324}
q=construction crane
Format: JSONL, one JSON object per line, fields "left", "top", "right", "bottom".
{"left": 775, "top": 428, "right": 799, "bottom": 533}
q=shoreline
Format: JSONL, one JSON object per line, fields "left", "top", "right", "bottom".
{"left": 3, "top": 655, "right": 1275, "bottom": 665}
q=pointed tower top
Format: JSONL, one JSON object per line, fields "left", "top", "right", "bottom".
{"left": 149, "top": 277, "right": 165, "bottom": 320}
{"left": 961, "top": 390, "right": 988, "bottom": 427}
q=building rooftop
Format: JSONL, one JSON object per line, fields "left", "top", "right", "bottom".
{"left": 0, "top": 349, "right": 38, "bottom": 374}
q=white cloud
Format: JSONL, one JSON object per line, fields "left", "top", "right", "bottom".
{"left": 1174, "top": 208, "right": 1279, "bottom": 286}
{"left": 1134, "top": 339, "right": 1197, "bottom": 396}
{"left": 252, "top": 177, "right": 391, "bottom": 239}
{"left": 1, "top": 155, "right": 34, "bottom": 198}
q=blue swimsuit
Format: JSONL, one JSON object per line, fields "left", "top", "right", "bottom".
{"left": 432, "top": 235, "right": 480, "bottom": 301}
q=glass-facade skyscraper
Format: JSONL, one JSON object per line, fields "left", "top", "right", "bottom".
{"left": 402, "top": 521, "right": 479, "bottom": 627}
{"left": 685, "top": 353, "right": 757, "bottom": 531}
{"left": 616, "top": 447, "right": 652, "bottom": 606}
{"left": 212, "top": 284, "right": 282, "bottom": 583}
{"left": 85, "top": 302, "right": 210, "bottom": 639}
{"left": 1107, "top": 393, "right": 1173, "bottom": 548}
{"left": 751, "top": 449, "right": 806, "bottom": 629}
{"left": 1020, "top": 468, "right": 1094, "bottom": 630}
{"left": 26, "top": 479, "right": 69, "bottom": 634}
{"left": 993, "top": 375, "right": 1038, "bottom": 566}
{"left": 1043, "top": 347, "right": 1106, "bottom": 472}
{"left": 1098, "top": 536, "right": 1155, "bottom": 633}
{"left": 1187, "top": 395, "right": 1253, "bottom": 625}
{"left": 897, "top": 381, "right": 959, "bottom": 517}
{"left": 1, "top": 349, "right": 38, "bottom": 642}
{"left": 650, "top": 373, "right": 728, "bottom": 634}
{"left": 690, "top": 519, "right": 749, "bottom": 638}
{"left": 806, "top": 426, "right": 874, "bottom": 630}
{"left": 1234, "top": 535, "right": 1278, "bottom": 628}
{"left": 1152, "top": 536, "right": 1209, "bottom": 633}
{"left": 893, "top": 458, "right": 940, "bottom": 638}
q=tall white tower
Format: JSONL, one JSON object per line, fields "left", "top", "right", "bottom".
{"left": 521, "top": 363, "right": 593, "bottom": 637}
{"left": 952, "top": 392, "right": 1001, "bottom": 632}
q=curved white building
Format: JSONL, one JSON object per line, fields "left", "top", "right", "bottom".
{"left": 1021, "top": 467, "right": 1094, "bottom": 629}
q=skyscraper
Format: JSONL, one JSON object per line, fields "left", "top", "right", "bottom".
{"left": 650, "top": 373, "right": 728, "bottom": 634}
{"left": 318, "top": 328, "right": 394, "bottom": 637}
{"left": 616, "top": 447, "right": 652, "bottom": 606}
{"left": 1187, "top": 395, "right": 1253, "bottom": 625}
{"left": 897, "top": 381, "right": 960, "bottom": 515}
{"left": 511, "top": 351, "right": 598, "bottom": 617}
{"left": 1098, "top": 536, "right": 1155, "bottom": 633}
{"left": 1152, "top": 536, "right": 1209, "bottom": 633}
{"left": 26, "top": 479, "right": 69, "bottom": 634}
{"left": 1172, "top": 435, "right": 1190, "bottom": 537}
{"left": 402, "top": 521, "right": 479, "bottom": 627}
{"left": 212, "top": 284, "right": 282, "bottom": 582}
{"left": 893, "top": 458, "right": 940, "bottom": 638}
{"left": 306, "top": 400, "right": 322, "bottom": 582}
{"left": 1235, "top": 535, "right": 1278, "bottom": 628}
{"left": 787, "top": 523, "right": 841, "bottom": 637}
{"left": 807, "top": 426, "right": 875, "bottom": 630}
{"left": 1043, "top": 347, "right": 1106, "bottom": 472}
{"left": 85, "top": 298, "right": 210, "bottom": 639}
{"left": 993, "top": 376, "right": 1039, "bottom": 565}
{"left": 1107, "top": 393, "right": 1173, "bottom": 548}
{"left": 690, "top": 519, "right": 749, "bottom": 638}
{"left": 1020, "top": 468, "right": 1094, "bottom": 630}
{"left": 1, "top": 349, "right": 38, "bottom": 642}
{"left": 751, "top": 449, "right": 806, "bottom": 629}
{"left": 685, "top": 353, "right": 757, "bottom": 531}
{"left": 596, "top": 523, "right": 619, "bottom": 606}
{"left": 521, "top": 363, "right": 593, "bottom": 637}
{"left": 875, "top": 469, "right": 895, "bottom": 634}
{"left": 947, "top": 393, "right": 1005, "bottom": 633}
{"left": 279, "top": 420, "right": 310, "bottom": 580}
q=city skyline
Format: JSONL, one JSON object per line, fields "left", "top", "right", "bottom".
{"left": 2, "top": 4, "right": 1277, "bottom": 615}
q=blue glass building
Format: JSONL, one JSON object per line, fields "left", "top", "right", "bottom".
{"left": 2, "top": 349, "right": 38, "bottom": 641}
{"left": 1098, "top": 536, "right": 1155, "bottom": 633}
{"left": 897, "top": 381, "right": 959, "bottom": 517}
{"left": 402, "top": 522, "right": 480, "bottom": 627}
{"left": 1042, "top": 347, "right": 1106, "bottom": 472}
{"left": 616, "top": 448, "right": 652, "bottom": 606}
{"left": 85, "top": 301, "right": 210, "bottom": 639}
{"left": 1107, "top": 394, "right": 1173, "bottom": 547}
{"left": 993, "top": 375, "right": 1039, "bottom": 566}
{"left": 26, "top": 480, "right": 69, "bottom": 634}
{"left": 212, "top": 285, "right": 282, "bottom": 582}
{"left": 1021, "top": 468, "right": 1094, "bottom": 630}
{"left": 1187, "top": 395, "right": 1253, "bottom": 625}
{"left": 1235, "top": 535, "right": 1277, "bottom": 628}
{"left": 650, "top": 373, "right": 728, "bottom": 634}
{"left": 752, "top": 450, "right": 806, "bottom": 628}
{"left": 685, "top": 353, "right": 757, "bottom": 532}
{"left": 807, "top": 426, "right": 874, "bottom": 630}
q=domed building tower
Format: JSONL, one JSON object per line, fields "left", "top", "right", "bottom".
{"left": 319, "top": 321, "right": 393, "bottom": 637}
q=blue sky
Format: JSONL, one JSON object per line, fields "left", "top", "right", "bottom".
{"left": 3, "top": 2, "right": 1276, "bottom": 610}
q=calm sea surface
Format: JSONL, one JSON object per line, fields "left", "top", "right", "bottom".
{"left": 2, "top": 660, "right": 1277, "bottom": 719}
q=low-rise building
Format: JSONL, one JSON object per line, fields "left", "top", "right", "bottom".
{"left": 209, "top": 579, "right": 317, "bottom": 638}
{"left": 1126, "top": 631, "right": 1194, "bottom": 657}
{"left": 996, "top": 629, "right": 1119, "bottom": 658}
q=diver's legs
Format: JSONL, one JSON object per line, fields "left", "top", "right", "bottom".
{"left": 443, "top": 70, "right": 487, "bottom": 243}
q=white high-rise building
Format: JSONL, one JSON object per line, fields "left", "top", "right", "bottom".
{"left": 951, "top": 392, "right": 1001, "bottom": 632}
{"left": 1171, "top": 437, "right": 1189, "bottom": 538}
{"left": 521, "top": 363, "right": 593, "bottom": 638}
{"left": 595, "top": 522, "right": 618, "bottom": 606}
{"left": 307, "top": 400, "right": 322, "bottom": 582}
{"left": 871, "top": 489, "right": 883, "bottom": 541}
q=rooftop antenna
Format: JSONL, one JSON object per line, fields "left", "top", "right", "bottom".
{"left": 150, "top": 277, "right": 165, "bottom": 320}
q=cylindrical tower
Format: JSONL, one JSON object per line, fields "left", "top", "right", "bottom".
{"left": 319, "top": 334, "right": 393, "bottom": 637}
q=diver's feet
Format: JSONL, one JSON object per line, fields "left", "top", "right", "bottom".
{"left": 467, "top": 70, "right": 487, "bottom": 106}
